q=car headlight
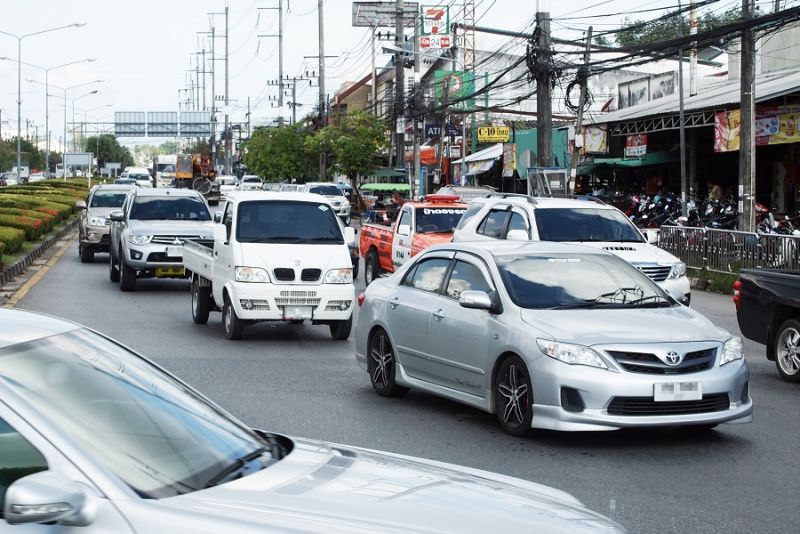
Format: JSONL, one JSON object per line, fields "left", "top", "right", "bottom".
{"left": 235, "top": 266, "right": 270, "bottom": 283}
{"left": 324, "top": 268, "right": 353, "bottom": 284}
{"left": 669, "top": 262, "right": 687, "bottom": 279}
{"left": 536, "top": 339, "right": 608, "bottom": 369}
{"left": 89, "top": 216, "right": 106, "bottom": 227}
{"left": 720, "top": 336, "right": 743, "bottom": 365}
{"left": 128, "top": 234, "right": 152, "bottom": 245}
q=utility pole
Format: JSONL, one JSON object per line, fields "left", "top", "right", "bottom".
{"left": 394, "top": 0, "right": 405, "bottom": 170}
{"left": 739, "top": 0, "right": 756, "bottom": 231}
{"left": 371, "top": 27, "right": 378, "bottom": 114}
{"left": 678, "top": 0, "right": 688, "bottom": 216}
{"left": 258, "top": 1, "right": 284, "bottom": 125}
{"left": 319, "top": 0, "right": 328, "bottom": 178}
{"left": 536, "top": 0, "right": 552, "bottom": 168}
{"left": 569, "top": 26, "right": 592, "bottom": 193}
{"left": 413, "top": 8, "right": 422, "bottom": 197}
{"left": 224, "top": 5, "right": 230, "bottom": 175}
{"left": 247, "top": 96, "right": 251, "bottom": 138}
{"left": 689, "top": 0, "right": 698, "bottom": 97}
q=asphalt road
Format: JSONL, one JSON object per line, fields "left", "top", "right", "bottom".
{"left": 15, "top": 241, "right": 800, "bottom": 534}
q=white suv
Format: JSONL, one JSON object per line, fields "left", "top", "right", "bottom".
{"left": 303, "top": 182, "right": 351, "bottom": 225}
{"left": 452, "top": 194, "right": 691, "bottom": 304}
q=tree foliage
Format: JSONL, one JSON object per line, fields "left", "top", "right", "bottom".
{"left": 0, "top": 138, "right": 45, "bottom": 171}
{"left": 311, "top": 111, "right": 388, "bottom": 182}
{"left": 243, "top": 124, "right": 318, "bottom": 182}
{"left": 83, "top": 134, "right": 134, "bottom": 169}
{"left": 615, "top": 8, "right": 742, "bottom": 48}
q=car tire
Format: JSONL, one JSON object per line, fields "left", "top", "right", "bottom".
{"left": 344, "top": 214, "right": 351, "bottom": 226}
{"left": 222, "top": 296, "right": 245, "bottom": 340}
{"left": 109, "top": 249, "right": 120, "bottom": 282}
{"left": 191, "top": 279, "right": 211, "bottom": 324}
{"left": 329, "top": 316, "right": 353, "bottom": 340}
{"left": 79, "top": 244, "right": 94, "bottom": 264}
{"left": 495, "top": 356, "right": 533, "bottom": 437}
{"left": 364, "top": 250, "right": 380, "bottom": 286}
{"left": 367, "top": 329, "right": 409, "bottom": 397}
{"left": 119, "top": 255, "right": 137, "bottom": 292}
{"left": 773, "top": 318, "right": 800, "bottom": 382}
{"left": 352, "top": 258, "right": 359, "bottom": 279}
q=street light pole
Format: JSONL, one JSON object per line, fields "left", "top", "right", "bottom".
{"left": 72, "top": 90, "right": 98, "bottom": 152}
{"left": 0, "top": 22, "right": 86, "bottom": 183}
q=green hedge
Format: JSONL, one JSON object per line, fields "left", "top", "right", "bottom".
{"left": 0, "top": 196, "right": 73, "bottom": 220}
{"left": 0, "top": 208, "right": 56, "bottom": 233}
{"left": 0, "top": 214, "right": 44, "bottom": 240}
{"left": 0, "top": 227, "right": 26, "bottom": 255}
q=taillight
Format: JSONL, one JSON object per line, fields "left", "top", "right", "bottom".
{"left": 733, "top": 280, "right": 742, "bottom": 309}
{"left": 357, "top": 292, "right": 366, "bottom": 307}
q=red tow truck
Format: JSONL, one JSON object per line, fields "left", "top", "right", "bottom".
{"left": 359, "top": 195, "right": 468, "bottom": 285}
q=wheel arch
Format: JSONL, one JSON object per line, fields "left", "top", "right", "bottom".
{"left": 488, "top": 351, "right": 526, "bottom": 414}
{"left": 767, "top": 306, "right": 800, "bottom": 361}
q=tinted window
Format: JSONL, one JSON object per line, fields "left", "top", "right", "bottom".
{"left": 446, "top": 260, "right": 492, "bottom": 299}
{"left": 507, "top": 212, "right": 529, "bottom": 236}
{"left": 0, "top": 417, "right": 48, "bottom": 513}
{"left": 456, "top": 202, "right": 485, "bottom": 230}
{"left": 90, "top": 191, "right": 128, "bottom": 208}
{"left": 477, "top": 209, "right": 508, "bottom": 238}
{"left": 397, "top": 209, "right": 411, "bottom": 231}
{"left": 405, "top": 258, "right": 450, "bottom": 293}
{"left": 496, "top": 253, "right": 669, "bottom": 309}
{"left": 534, "top": 208, "right": 644, "bottom": 242}
{"left": 129, "top": 196, "right": 211, "bottom": 221}
{"left": 415, "top": 207, "right": 467, "bottom": 234}
{"left": 308, "top": 185, "right": 342, "bottom": 196}
{"left": 236, "top": 200, "right": 343, "bottom": 244}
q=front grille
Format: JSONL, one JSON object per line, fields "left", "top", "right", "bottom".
{"left": 147, "top": 252, "right": 183, "bottom": 263}
{"left": 275, "top": 290, "right": 320, "bottom": 307}
{"left": 607, "top": 394, "right": 729, "bottom": 416}
{"left": 301, "top": 268, "right": 321, "bottom": 282}
{"left": 151, "top": 235, "right": 203, "bottom": 245}
{"left": 637, "top": 265, "right": 672, "bottom": 282}
{"left": 608, "top": 348, "right": 716, "bottom": 375}
{"left": 274, "top": 268, "right": 295, "bottom": 282}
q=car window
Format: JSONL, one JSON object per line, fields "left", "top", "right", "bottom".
{"left": 0, "top": 416, "right": 48, "bottom": 515}
{"left": 308, "top": 185, "right": 341, "bottom": 196}
{"left": 477, "top": 209, "right": 508, "bottom": 239}
{"left": 404, "top": 258, "right": 451, "bottom": 293}
{"left": 456, "top": 202, "right": 485, "bottom": 230}
{"left": 236, "top": 200, "right": 343, "bottom": 244}
{"left": 445, "top": 260, "right": 493, "bottom": 299}
{"left": 415, "top": 207, "right": 467, "bottom": 234}
{"left": 533, "top": 207, "right": 644, "bottom": 242}
{"left": 223, "top": 202, "right": 234, "bottom": 240}
{"left": 129, "top": 196, "right": 211, "bottom": 221}
{"left": 90, "top": 191, "right": 128, "bottom": 208}
{"left": 397, "top": 209, "right": 411, "bottom": 231}
{"left": 506, "top": 211, "right": 530, "bottom": 237}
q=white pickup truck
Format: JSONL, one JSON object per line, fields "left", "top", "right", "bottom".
{"left": 182, "top": 191, "right": 356, "bottom": 340}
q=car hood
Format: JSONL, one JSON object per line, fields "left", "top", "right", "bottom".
{"left": 155, "top": 437, "right": 624, "bottom": 533}
{"left": 127, "top": 220, "right": 215, "bottom": 237}
{"left": 521, "top": 306, "right": 727, "bottom": 345}
{"left": 240, "top": 243, "right": 351, "bottom": 273}
{"left": 567, "top": 241, "right": 679, "bottom": 266}
{"left": 86, "top": 207, "right": 118, "bottom": 218}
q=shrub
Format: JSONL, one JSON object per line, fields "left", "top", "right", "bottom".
{"left": 0, "top": 208, "right": 56, "bottom": 233}
{"left": 0, "top": 227, "right": 26, "bottom": 254}
{"left": 0, "top": 214, "right": 43, "bottom": 240}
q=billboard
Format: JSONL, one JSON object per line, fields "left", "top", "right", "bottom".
{"left": 714, "top": 106, "right": 800, "bottom": 152}
{"left": 434, "top": 70, "right": 475, "bottom": 111}
{"left": 624, "top": 134, "right": 648, "bottom": 158}
{"left": 477, "top": 126, "right": 510, "bottom": 143}
{"left": 114, "top": 112, "right": 146, "bottom": 137}
{"left": 618, "top": 72, "right": 677, "bottom": 109}
{"left": 352, "top": 1, "right": 419, "bottom": 27}
{"left": 420, "top": 5, "right": 450, "bottom": 48}
{"left": 64, "top": 152, "right": 93, "bottom": 167}
{"left": 180, "top": 111, "right": 211, "bottom": 136}
{"left": 147, "top": 112, "right": 178, "bottom": 136}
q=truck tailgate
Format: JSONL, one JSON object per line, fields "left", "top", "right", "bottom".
{"left": 183, "top": 239, "right": 215, "bottom": 280}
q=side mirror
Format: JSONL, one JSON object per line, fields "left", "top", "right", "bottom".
{"left": 4, "top": 471, "right": 96, "bottom": 527}
{"left": 75, "top": 200, "right": 87, "bottom": 209}
{"left": 506, "top": 229, "right": 529, "bottom": 241}
{"left": 213, "top": 224, "right": 228, "bottom": 243}
{"left": 397, "top": 224, "right": 411, "bottom": 237}
{"left": 458, "top": 290, "right": 494, "bottom": 311}
{"left": 109, "top": 210, "right": 124, "bottom": 222}
{"left": 214, "top": 211, "right": 223, "bottom": 223}
{"left": 343, "top": 226, "right": 356, "bottom": 246}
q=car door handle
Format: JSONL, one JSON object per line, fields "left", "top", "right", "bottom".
{"left": 432, "top": 308, "right": 446, "bottom": 321}
{"left": 389, "top": 297, "right": 400, "bottom": 309}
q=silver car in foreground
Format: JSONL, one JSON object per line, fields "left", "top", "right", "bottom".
{"left": 355, "top": 241, "right": 752, "bottom": 435}
{"left": 0, "top": 309, "right": 624, "bottom": 533}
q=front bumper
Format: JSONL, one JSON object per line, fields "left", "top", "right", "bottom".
{"left": 227, "top": 281, "right": 355, "bottom": 321}
{"left": 125, "top": 244, "right": 188, "bottom": 276}
{"left": 80, "top": 226, "right": 111, "bottom": 251}
{"left": 529, "top": 354, "right": 752, "bottom": 431}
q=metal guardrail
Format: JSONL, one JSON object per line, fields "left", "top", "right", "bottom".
{"left": 659, "top": 226, "right": 800, "bottom": 274}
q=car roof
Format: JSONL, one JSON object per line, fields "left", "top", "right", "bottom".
{"left": 0, "top": 308, "right": 79, "bottom": 350}
{"left": 131, "top": 187, "right": 202, "bottom": 198}
{"left": 469, "top": 195, "right": 616, "bottom": 210}
{"left": 93, "top": 184, "right": 135, "bottom": 192}
{"left": 225, "top": 190, "right": 332, "bottom": 204}
{"left": 426, "top": 240, "right": 615, "bottom": 259}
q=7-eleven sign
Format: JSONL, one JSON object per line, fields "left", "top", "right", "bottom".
{"left": 421, "top": 5, "right": 449, "bottom": 36}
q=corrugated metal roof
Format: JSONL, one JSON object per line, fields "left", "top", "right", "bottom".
{"left": 588, "top": 67, "right": 800, "bottom": 125}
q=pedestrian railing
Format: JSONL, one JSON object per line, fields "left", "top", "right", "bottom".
{"left": 658, "top": 226, "right": 800, "bottom": 274}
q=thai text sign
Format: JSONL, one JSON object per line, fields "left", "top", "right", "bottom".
{"left": 477, "top": 126, "right": 509, "bottom": 143}
{"left": 624, "top": 134, "right": 648, "bottom": 158}
{"left": 714, "top": 106, "right": 800, "bottom": 152}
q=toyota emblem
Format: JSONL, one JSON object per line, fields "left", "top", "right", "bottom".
{"left": 665, "top": 351, "right": 682, "bottom": 366}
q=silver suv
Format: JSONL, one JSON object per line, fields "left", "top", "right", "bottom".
{"left": 453, "top": 194, "right": 691, "bottom": 304}
{"left": 109, "top": 188, "right": 214, "bottom": 291}
{"left": 76, "top": 184, "right": 133, "bottom": 263}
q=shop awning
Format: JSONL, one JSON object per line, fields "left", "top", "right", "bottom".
{"left": 405, "top": 145, "right": 438, "bottom": 165}
{"left": 360, "top": 182, "right": 412, "bottom": 192}
{"left": 451, "top": 142, "right": 503, "bottom": 164}
{"left": 366, "top": 167, "right": 405, "bottom": 177}
{"left": 464, "top": 159, "right": 496, "bottom": 176}
{"left": 577, "top": 151, "right": 677, "bottom": 174}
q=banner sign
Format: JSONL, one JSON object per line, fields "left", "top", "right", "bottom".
{"left": 477, "top": 126, "right": 510, "bottom": 143}
{"left": 714, "top": 106, "right": 800, "bottom": 152}
{"left": 434, "top": 70, "right": 475, "bottom": 111}
{"left": 581, "top": 126, "right": 608, "bottom": 154}
{"left": 425, "top": 123, "right": 460, "bottom": 138}
{"left": 420, "top": 5, "right": 450, "bottom": 48}
{"left": 624, "top": 134, "right": 648, "bottom": 158}
{"left": 503, "top": 143, "right": 516, "bottom": 177}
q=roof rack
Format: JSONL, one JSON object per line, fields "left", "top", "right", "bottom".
{"left": 549, "top": 193, "right": 606, "bottom": 205}
{"left": 484, "top": 193, "right": 538, "bottom": 205}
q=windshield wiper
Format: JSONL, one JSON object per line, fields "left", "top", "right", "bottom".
{"left": 627, "top": 295, "right": 674, "bottom": 308}
{"left": 203, "top": 447, "right": 270, "bottom": 488}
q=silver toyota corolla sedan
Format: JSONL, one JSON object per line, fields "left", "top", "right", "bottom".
{"left": 354, "top": 241, "right": 752, "bottom": 436}
{"left": 0, "top": 308, "right": 625, "bottom": 533}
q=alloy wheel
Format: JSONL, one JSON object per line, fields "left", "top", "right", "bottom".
{"left": 777, "top": 326, "right": 800, "bottom": 376}
{"left": 370, "top": 333, "right": 393, "bottom": 388}
{"left": 497, "top": 363, "right": 530, "bottom": 427}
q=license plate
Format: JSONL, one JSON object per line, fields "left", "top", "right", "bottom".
{"left": 654, "top": 382, "right": 702, "bottom": 402}
{"left": 283, "top": 306, "right": 313, "bottom": 320}
{"left": 155, "top": 267, "right": 185, "bottom": 277}
{"left": 166, "top": 246, "right": 183, "bottom": 259}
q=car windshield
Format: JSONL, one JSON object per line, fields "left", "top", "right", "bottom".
{"left": 90, "top": 191, "right": 128, "bottom": 208}
{"left": 129, "top": 196, "right": 211, "bottom": 221}
{"left": 0, "top": 329, "right": 272, "bottom": 498}
{"left": 243, "top": 177, "right": 260, "bottom": 183}
{"left": 129, "top": 173, "right": 150, "bottom": 181}
{"left": 309, "top": 185, "right": 342, "bottom": 196}
{"left": 236, "top": 200, "right": 343, "bottom": 244}
{"left": 415, "top": 207, "right": 467, "bottom": 233}
{"left": 534, "top": 208, "right": 644, "bottom": 242}
{"left": 156, "top": 164, "right": 175, "bottom": 172}
{"left": 496, "top": 253, "right": 672, "bottom": 309}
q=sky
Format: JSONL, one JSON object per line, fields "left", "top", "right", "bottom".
{"left": 0, "top": 0, "right": 744, "bottom": 149}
